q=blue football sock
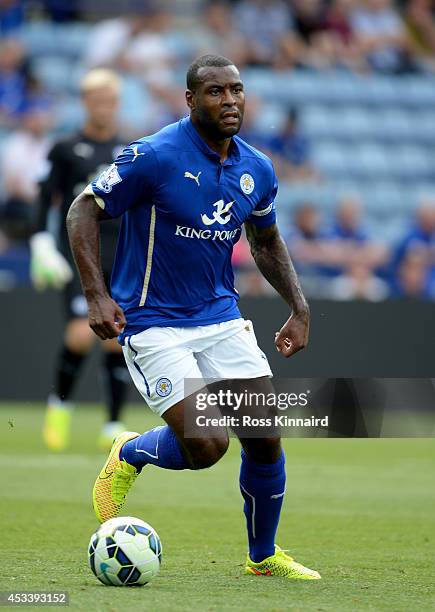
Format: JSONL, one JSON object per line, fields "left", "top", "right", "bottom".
{"left": 120, "top": 426, "right": 189, "bottom": 471}
{"left": 239, "top": 449, "right": 286, "bottom": 563}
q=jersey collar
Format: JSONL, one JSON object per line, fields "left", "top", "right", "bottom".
{"left": 183, "top": 116, "right": 240, "bottom": 166}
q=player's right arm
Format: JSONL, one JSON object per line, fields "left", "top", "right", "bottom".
{"left": 66, "top": 194, "right": 125, "bottom": 339}
{"left": 67, "top": 141, "right": 158, "bottom": 339}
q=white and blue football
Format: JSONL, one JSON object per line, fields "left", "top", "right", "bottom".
{"left": 88, "top": 516, "right": 162, "bottom": 586}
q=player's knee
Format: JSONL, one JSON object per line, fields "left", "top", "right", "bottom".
{"left": 243, "top": 437, "right": 281, "bottom": 464}
{"left": 187, "top": 436, "right": 229, "bottom": 470}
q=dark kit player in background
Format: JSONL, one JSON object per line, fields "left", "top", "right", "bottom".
{"left": 30, "top": 69, "right": 129, "bottom": 451}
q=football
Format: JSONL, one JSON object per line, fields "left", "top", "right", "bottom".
{"left": 88, "top": 516, "right": 162, "bottom": 586}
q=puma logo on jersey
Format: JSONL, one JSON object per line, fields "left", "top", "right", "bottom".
{"left": 201, "top": 199, "right": 235, "bottom": 226}
{"left": 184, "top": 170, "right": 201, "bottom": 186}
{"left": 131, "top": 145, "right": 145, "bottom": 162}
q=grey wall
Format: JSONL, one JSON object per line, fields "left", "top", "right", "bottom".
{"left": 0, "top": 289, "right": 434, "bottom": 400}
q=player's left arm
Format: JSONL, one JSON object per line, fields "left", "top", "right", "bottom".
{"left": 245, "top": 220, "right": 309, "bottom": 358}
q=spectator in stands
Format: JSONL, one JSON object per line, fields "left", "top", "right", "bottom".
{"left": 0, "top": 100, "right": 52, "bottom": 240}
{"left": 293, "top": 0, "right": 325, "bottom": 43}
{"left": 84, "top": 5, "right": 176, "bottom": 83}
{"left": 351, "top": 0, "right": 415, "bottom": 73}
{"left": 329, "top": 195, "right": 368, "bottom": 241}
{"left": 233, "top": 0, "right": 301, "bottom": 68}
{"left": 323, "top": 0, "right": 355, "bottom": 45}
{"left": 41, "top": 0, "right": 79, "bottom": 22}
{"left": 326, "top": 195, "right": 389, "bottom": 273}
{"left": 193, "top": 2, "right": 249, "bottom": 68}
{"left": 290, "top": 0, "right": 369, "bottom": 71}
{"left": 285, "top": 203, "right": 334, "bottom": 295}
{"left": 84, "top": 5, "right": 183, "bottom": 129}
{"left": 0, "top": 0, "right": 23, "bottom": 35}
{"left": 403, "top": 0, "right": 435, "bottom": 71}
{"left": 292, "top": 0, "right": 339, "bottom": 69}
{"left": 322, "top": 0, "right": 368, "bottom": 71}
{"left": 286, "top": 203, "right": 322, "bottom": 265}
{"left": 265, "top": 108, "right": 319, "bottom": 181}
{"left": 392, "top": 199, "right": 435, "bottom": 283}
{"left": 392, "top": 247, "right": 434, "bottom": 298}
{"left": 286, "top": 198, "right": 388, "bottom": 296}
{"left": 328, "top": 262, "right": 389, "bottom": 300}
{"left": 0, "top": 38, "right": 28, "bottom": 127}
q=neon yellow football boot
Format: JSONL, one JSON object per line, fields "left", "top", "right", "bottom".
{"left": 245, "top": 545, "right": 321, "bottom": 580}
{"left": 93, "top": 431, "right": 139, "bottom": 523}
{"left": 42, "top": 397, "right": 72, "bottom": 451}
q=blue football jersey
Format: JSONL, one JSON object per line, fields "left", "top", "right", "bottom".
{"left": 86, "top": 116, "right": 277, "bottom": 340}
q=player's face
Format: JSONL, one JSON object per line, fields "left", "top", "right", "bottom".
{"left": 187, "top": 65, "right": 245, "bottom": 140}
{"left": 82, "top": 86, "right": 119, "bottom": 129}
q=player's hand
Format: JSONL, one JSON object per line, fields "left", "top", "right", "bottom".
{"left": 87, "top": 297, "right": 126, "bottom": 340}
{"left": 274, "top": 309, "right": 310, "bottom": 358}
{"left": 29, "top": 231, "right": 73, "bottom": 290}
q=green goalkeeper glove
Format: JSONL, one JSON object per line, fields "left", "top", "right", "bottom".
{"left": 30, "top": 231, "right": 73, "bottom": 290}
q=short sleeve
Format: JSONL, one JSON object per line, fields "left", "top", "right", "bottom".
{"left": 84, "top": 140, "right": 158, "bottom": 218}
{"left": 247, "top": 165, "right": 278, "bottom": 228}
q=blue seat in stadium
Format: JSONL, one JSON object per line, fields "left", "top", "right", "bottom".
{"left": 412, "top": 112, "right": 435, "bottom": 143}
{"left": 391, "top": 146, "right": 434, "bottom": 179}
{"left": 54, "top": 23, "right": 92, "bottom": 59}
{"left": 338, "top": 108, "right": 374, "bottom": 139}
{"left": 243, "top": 69, "right": 278, "bottom": 98}
{"left": 301, "top": 106, "right": 373, "bottom": 140}
{"left": 376, "top": 109, "right": 413, "bottom": 142}
{"left": 394, "top": 77, "right": 435, "bottom": 107}
{"left": 323, "top": 75, "right": 367, "bottom": 105}
{"left": 344, "top": 144, "right": 391, "bottom": 179}
{"left": 311, "top": 142, "right": 349, "bottom": 177}
{"left": 21, "top": 21, "right": 92, "bottom": 59}
{"left": 300, "top": 106, "right": 335, "bottom": 138}
{"left": 254, "top": 103, "right": 286, "bottom": 137}
{"left": 119, "top": 76, "right": 152, "bottom": 131}
{"left": 362, "top": 76, "right": 397, "bottom": 107}
{"left": 361, "top": 183, "right": 407, "bottom": 216}
{"left": 20, "top": 21, "right": 58, "bottom": 56}
{"left": 366, "top": 216, "right": 409, "bottom": 243}
{"left": 277, "top": 73, "right": 322, "bottom": 104}
{"left": 33, "top": 56, "right": 79, "bottom": 93}
{"left": 276, "top": 183, "right": 334, "bottom": 210}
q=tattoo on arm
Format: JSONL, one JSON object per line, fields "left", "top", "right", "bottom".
{"left": 245, "top": 221, "right": 308, "bottom": 314}
{"left": 66, "top": 194, "right": 111, "bottom": 300}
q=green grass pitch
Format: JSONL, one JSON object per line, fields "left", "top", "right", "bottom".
{"left": 1, "top": 403, "right": 434, "bottom": 611}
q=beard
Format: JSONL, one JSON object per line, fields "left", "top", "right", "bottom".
{"left": 194, "top": 106, "right": 244, "bottom": 140}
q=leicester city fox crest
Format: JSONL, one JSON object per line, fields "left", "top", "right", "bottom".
{"left": 240, "top": 173, "right": 254, "bottom": 195}
{"left": 155, "top": 378, "right": 172, "bottom": 397}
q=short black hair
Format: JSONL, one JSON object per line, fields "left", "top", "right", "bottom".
{"left": 186, "top": 54, "right": 235, "bottom": 92}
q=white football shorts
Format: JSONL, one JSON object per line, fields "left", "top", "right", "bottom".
{"left": 122, "top": 318, "right": 273, "bottom": 416}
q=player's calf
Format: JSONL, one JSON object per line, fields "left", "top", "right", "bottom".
{"left": 182, "top": 435, "right": 229, "bottom": 470}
